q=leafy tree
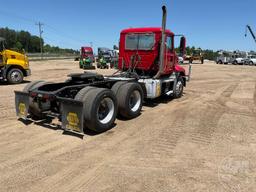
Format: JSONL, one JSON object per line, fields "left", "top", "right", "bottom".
{"left": 15, "top": 41, "right": 23, "bottom": 51}
{"left": 0, "top": 27, "right": 77, "bottom": 54}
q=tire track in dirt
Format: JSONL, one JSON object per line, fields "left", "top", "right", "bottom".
{"left": 0, "top": 128, "right": 62, "bottom": 162}
{"left": 0, "top": 105, "right": 16, "bottom": 121}
{"left": 254, "top": 81, "right": 256, "bottom": 106}
{"left": 0, "top": 136, "right": 75, "bottom": 171}
{"left": 0, "top": 142, "right": 83, "bottom": 192}
{"left": 0, "top": 121, "right": 28, "bottom": 136}
{"left": 24, "top": 104, "right": 184, "bottom": 192}
{"left": 125, "top": 96, "right": 198, "bottom": 161}
{"left": 189, "top": 83, "right": 238, "bottom": 146}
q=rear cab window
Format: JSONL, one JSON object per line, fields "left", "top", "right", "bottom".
{"left": 125, "top": 33, "right": 155, "bottom": 50}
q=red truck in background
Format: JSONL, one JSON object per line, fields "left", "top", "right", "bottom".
{"left": 79, "top": 46, "right": 96, "bottom": 69}
{"left": 80, "top": 47, "right": 95, "bottom": 62}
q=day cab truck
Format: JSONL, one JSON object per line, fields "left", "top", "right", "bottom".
{"left": 79, "top": 46, "right": 95, "bottom": 69}
{"left": 14, "top": 6, "right": 191, "bottom": 134}
{"left": 0, "top": 37, "right": 30, "bottom": 84}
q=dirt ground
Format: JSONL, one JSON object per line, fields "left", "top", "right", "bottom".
{"left": 0, "top": 60, "right": 256, "bottom": 192}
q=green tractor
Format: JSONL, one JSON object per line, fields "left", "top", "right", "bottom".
{"left": 97, "top": 57, "right": 109, "bottom": 69}
{"left": 79, "top": 56, "right": 95, "bottom": 70}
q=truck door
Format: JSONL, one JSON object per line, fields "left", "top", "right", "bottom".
{"left": 166, "top": 35, "right": 175, "bottom": 70}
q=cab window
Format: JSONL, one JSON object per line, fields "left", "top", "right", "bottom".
{"left": 125, "top": 33, "right": 155, "bottom": 50}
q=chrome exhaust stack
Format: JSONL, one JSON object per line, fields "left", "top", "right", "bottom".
{"left": 154, "top": 5, "right": 167, "bottom": 79}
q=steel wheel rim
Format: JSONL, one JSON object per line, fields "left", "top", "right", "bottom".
{"left": 11, "top": 71, "right": 21, "bottom": 82}
{"left": 176, "top": 81, "right": 183, "bottom": 95}
{"left": 97, "top": 97, "right": 114, "bottom": 124}
{"left": 129, "top": 90, "right": 141, "bottom": 112}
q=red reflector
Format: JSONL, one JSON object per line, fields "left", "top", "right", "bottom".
{"left": 43, "top": 94, "right": 50, "bottom": 99}
{"left": 30, "top": 92, "right": 37, "bottom": 97}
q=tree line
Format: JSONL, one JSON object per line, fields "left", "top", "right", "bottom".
{"left": 0, "top": 27, "right": 219, "bottom": 60}
{"left": 0, "top": 27, "right": 78, "bottom": 54}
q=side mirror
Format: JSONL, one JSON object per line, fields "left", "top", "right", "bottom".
{"left": 179, "top": 36, "right": 186, "bottom": 57}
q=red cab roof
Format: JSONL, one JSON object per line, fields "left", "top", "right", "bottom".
{"left": 121, "top": 27, "right": 174, "bottom": 35}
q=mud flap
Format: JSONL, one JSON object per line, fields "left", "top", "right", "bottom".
{"left": 58, "top": 98, "right": 84, "bottom": 133}
{"left": 15, "top": 91, "right": 30, "bottom": 119}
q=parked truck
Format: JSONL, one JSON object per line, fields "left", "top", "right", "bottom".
{"left": 79, "top": 47, "right": 95, "bottom": 70}
{"left": 0, "top": 37, "right": 31, "bottom": 84}
{"left": 244, "top": 55, "right": 256, "bottom": 65}
{"left": 97, "top": 47, "right": 112, "bottom": 69}
{"left": 14, "top": 6, "right": 191, "bottom": 134}
{"left": 216, "top": 51, "right": 246, "bottom": 65}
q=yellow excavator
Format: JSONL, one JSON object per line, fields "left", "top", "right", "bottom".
{"left": 0, "top": 37, "right": 30, "bottom": 84}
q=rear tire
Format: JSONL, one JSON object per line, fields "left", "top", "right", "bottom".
{"left": 74, "top": 86, "right": 97, "bottom": 101}
{"left": 111, "top": 81, "right": 128, "bottom": 95}
{"left": 115, "top": 82, "right": 143, "bottom": 119}
{"left": 75, "top": 88, "right": 117, "bottom": 133}
{"left": 7, "top": 68, "right": 23, "bottom": 84}
{"left": 23, "top": 80, "right": 45, "bottom": 93}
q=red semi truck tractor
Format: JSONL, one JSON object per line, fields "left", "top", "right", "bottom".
{"left": 14, "top": 6, "right": 191, "bottom": 134}
{"left": 80, "top": 47, "right": 94, "bottom": 62}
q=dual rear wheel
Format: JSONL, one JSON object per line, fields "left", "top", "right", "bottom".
{"left": 75, "top": 82, "right": 143, "bottom": 133}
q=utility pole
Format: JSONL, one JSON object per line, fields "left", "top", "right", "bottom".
{"left": 35, "top": 22, "right": 44, "bottom": 59}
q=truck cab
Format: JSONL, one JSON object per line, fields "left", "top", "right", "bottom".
{"left": 80, "top": 47, "right": 94, "bottom": 62}
{"left": 244, "top": 55, "right": 256, "bottom": 65}
{"left": 119, "top": 28, "right": 186, "bottom": 78}
{"left": 0, "top": 38, "right": 30, "bottom": 84}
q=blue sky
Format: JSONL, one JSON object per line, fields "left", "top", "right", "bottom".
{"left": 0, "top": 0, "right": 255, "bottom": 51}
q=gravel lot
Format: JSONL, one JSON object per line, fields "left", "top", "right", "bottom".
{"left": 0, "top": 60, "right": 256, "bottom": 192}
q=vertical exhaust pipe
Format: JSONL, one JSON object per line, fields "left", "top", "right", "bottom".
{"left": 154, "top": 5, "right": 167, "bottom": 79}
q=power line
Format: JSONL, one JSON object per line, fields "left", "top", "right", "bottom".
{"left": 0, "top": 9, "right": 93, "bottom": 49}
{"left": 35, "top": 22, "right": 44, "bottom": 59}
{"left": 44, "top": 24, "right": 89, "bottom": 45}
{"left": 0, "top": 9, "right": 36, "bottom": 24}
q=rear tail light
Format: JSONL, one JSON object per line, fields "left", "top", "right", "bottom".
{"left": 30, "top": 92, "right": 37, "bottom": 98}
{"left": 43, "top": 94, "right": 50, "bottom": 100}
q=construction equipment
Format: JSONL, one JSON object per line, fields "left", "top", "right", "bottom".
{"left": 0, "top": 37, "right": 31, "bottom": 84}
{"left": 245, "top": 25, "right": 256, "bottom": 44}
{"left": 14, "top": 6, "right": 191, "bottom": 134}
{"left": 97, "top": 47, "right": 112, "bottom": 68}
{"left": 79, "top": 47, "right": 95, "bottom": 70}
{"left": 97, "top": 57, "right": 109, "bottom": 69}
{"left": 185, "top": 49, "right": 204, "bottom": 64}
